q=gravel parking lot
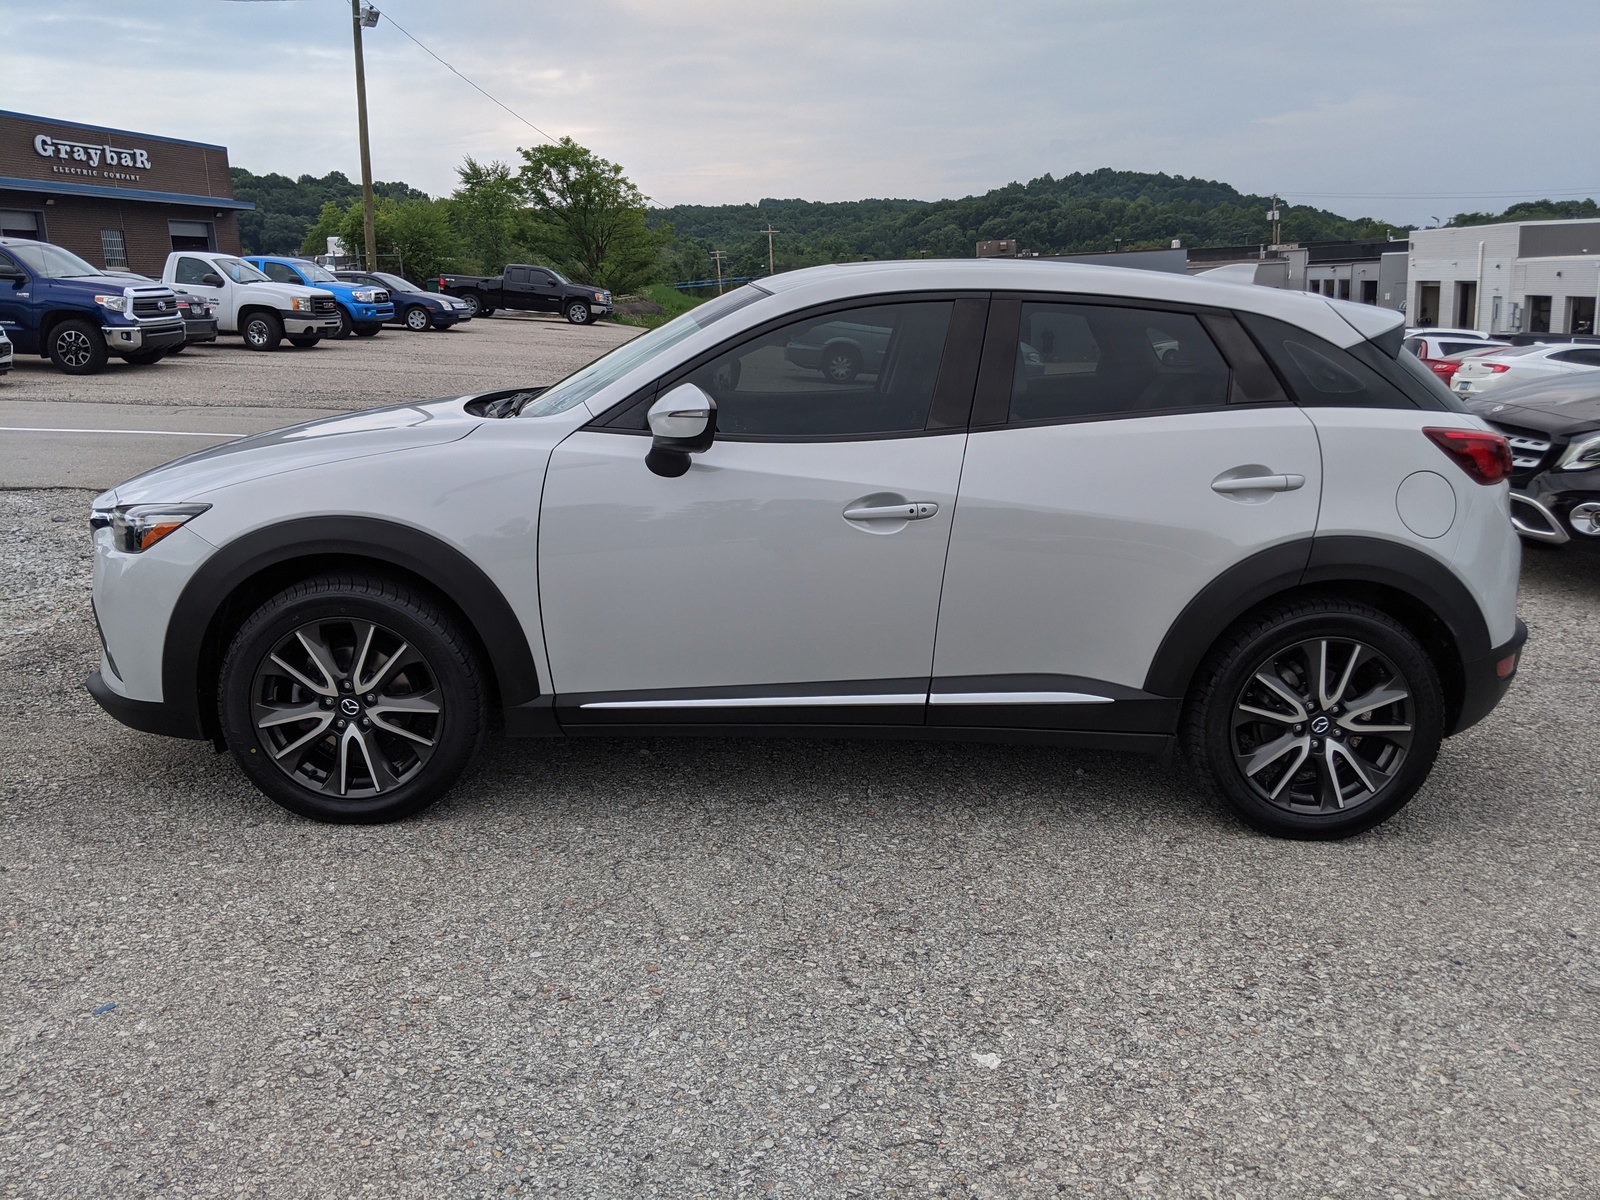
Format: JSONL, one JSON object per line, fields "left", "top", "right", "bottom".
{"left": 2, "top": 326, "right": 1598, "bottom": 1197}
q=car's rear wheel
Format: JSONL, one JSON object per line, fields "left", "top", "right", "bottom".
{"left": 821, "top": 342, "right": 861, "bottom": 383}
{"left": 565, "top": 300, "right": 591, "bottom": 325}
{"left": 404, "top": 305, "right": 432, "bottom": 331}
{"left": 1182, "top": 598, "right": 1444, "bottom": 839}
{"left": 458, "top": 292, "right": 483, "bottom": 318}
{"left": 241, "top": 311, "right": 283, "bottom": 351}
{"left": 218, "top": 575, "right": 488, "bottom": 823}
{"left": 47, "top": 319, "right": 108, "bottom": 375}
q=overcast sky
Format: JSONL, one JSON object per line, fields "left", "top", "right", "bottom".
{"left": 7, "top": 0, "right": 1598, "bottom": 225}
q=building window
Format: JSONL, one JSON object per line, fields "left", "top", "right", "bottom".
{"left": 1528, "top": 295, "right": 1552, "bottom": 333}
{"left": 0, "top": 209, "right": 44, "bottom": 239}
{"left": 1569, "top": 297, "right": 1596, "bottom": 336}
{"left": 1338, "top": 278, "right": 1352, "bottom": 300}
{"left": 100, "top": 229, "right": 129, "bottom": 271}
{"left": 168, "top": 219, "right": 214, "bottom": 251}
{"left": 1360, "top": 279, "right": 1378, "bottom": 304}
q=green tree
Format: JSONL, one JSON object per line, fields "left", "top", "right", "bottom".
{"left": 451, "top": 157, "right": 526, "bottom": 275}
{"left": 516, "top": 137, "right": 663, "bottom": 292}
{"left": 298, "top": 197, "right": 465, "bottom": 281}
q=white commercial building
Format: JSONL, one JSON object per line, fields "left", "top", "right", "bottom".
{"left": 1408, "top": 219, "right": 1599, "bottom": 336}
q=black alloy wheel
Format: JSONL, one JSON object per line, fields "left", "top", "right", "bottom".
{"left": 1182, "top": 598, "right": 1444, "bottom": 839}
{"left": 565, "top": 300, "right": 591, "bottom": 325}
{"left": 242, "top": 311, "right": 283, "bottom": 351}
{"left": 333, "top": 306, "right": 354, "bottom": 339}
{"left": 48, "top": 319, "right": 108, "bottom": 375}
{"left": 219, "top": 575, "right": 487, "bottom": 823}
{"left": 404, "top": 306, "right": 432, "bottom": 332}
{"left": 821, "top": 343, "right": 862, "bottom": 383}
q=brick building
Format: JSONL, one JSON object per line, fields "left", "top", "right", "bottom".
{"left": 0, "top": 110, "right": 252, "bottom": 278}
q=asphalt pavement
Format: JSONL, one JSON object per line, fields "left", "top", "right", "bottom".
{"left": 1, "top": 320, "right": 1597, "bottom": 1198}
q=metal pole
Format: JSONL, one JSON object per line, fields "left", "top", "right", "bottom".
{"left": 761, "top": 225, "right": 778, "bottom": 276}
{"left": 351, "top": 0, "right": 378, "bottom": 272}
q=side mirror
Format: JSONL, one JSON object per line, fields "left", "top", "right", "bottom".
{"left": 201, "top": 272, "right": 225, "bottom": 287}
{"left": 645, "top": 382, "right": 717, "bottom": 478}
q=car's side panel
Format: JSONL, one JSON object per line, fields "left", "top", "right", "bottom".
{"left": 932, "top": 406, "right": 1324, "bottom": 694}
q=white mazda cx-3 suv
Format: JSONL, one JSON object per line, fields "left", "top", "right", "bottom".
{"left": 87, "top": 261, "right": 1526, "bottom": 838}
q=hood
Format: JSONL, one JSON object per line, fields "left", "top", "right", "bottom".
{"left": 46, "top": 273, "right": 172, "bottom": 293}
{"left": 1468, "top": 377, "right": 1600, "bottom": 437}
{"left": 101, "top": 396, "right": 487, "bottom": 507}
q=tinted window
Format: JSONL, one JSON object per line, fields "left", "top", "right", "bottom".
{"left": 1238, "top": 313, "right": 1419, "bottom": 409}
{"left": 1552, "top": 348, "right": 1600, "bottom": 367}
{"left": 174, "top": 256, "right": 214, "bottom": 285}
{"left": 259, "top": 261, "right": 302, "bottom": 284}
{"left": 1008, "top": 303, "right": 1230, "bottom": 423}
{"left": 531, "top": 271, "right": 555, "bottom": 286}
{"left": 506, "top": 267, "right": 528, "bottom": 284}
{"left": 684, "top": 301, "right": 953, "bottom": 438}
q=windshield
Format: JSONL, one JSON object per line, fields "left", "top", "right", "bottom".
{"left": 217, "top": 257, "right": 271, "bottom": 284}
{"left": 5, "top": 241, "right": 102, "bottom": 278}
{"left": 375, "top": 272, "right": 419, "bottom": 292}
{"left": 297, "top": 261, "right": 340, "bottom": 282}
{"left": 517, "top": 285, "right": 770, "bottom": 417}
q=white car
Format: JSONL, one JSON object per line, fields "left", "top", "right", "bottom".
{"left": 1451, "top": 343, "right": 1600, "bottom": 397}
{"left": 1404, "top": 326, "right": 1493, "bottom": 341}
{"left": 159, "top": 251, "right": 341, "bottom": 350}
{"left": 0, "top": 326, "right": 11, "bottom": 374}
{"left": 86, "top": 261, "right": 1525, "bottom": 839}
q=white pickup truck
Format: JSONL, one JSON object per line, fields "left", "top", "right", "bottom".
{"left": 160, "top": 251, "right": 341, "bottom": 350}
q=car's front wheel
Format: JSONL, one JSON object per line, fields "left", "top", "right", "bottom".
{"left": 218, "top": 575, "right": 488, "bottom": 823}
{"left": 333, "top": 306, "right": 354, "bottom": 339}
{"left": 404, "top": 305, "right": 432, "bottom": 331}
{"left": 47, "top": 319, "right": 108, "bottom": 375}
{"left": 565, "top": 300, "right": 591, "bottom": 325}
{"left": 241, "top": 311, "right": 283, "bottom": 351}
{"left": 1182, "top": 598, "right": 1444, "bottom": 839}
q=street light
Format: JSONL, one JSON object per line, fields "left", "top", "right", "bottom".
{"left": 350, "top": 2, "right": 380, "bottom": 270}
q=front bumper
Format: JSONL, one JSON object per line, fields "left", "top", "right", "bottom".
{"left": 350, "top": 303, "right": 395, "bottom": 323}
{"left": 103, "top": 320, "right": 186, "bottom": 353}
{"left": 87, "top": 668, "right": 204, "bottom": 739}
{"left": 1452, "top": 619, "right": 1529, "bottom": 734}
{"left": 284, "top": 313, "right": 342, "bottom": 336}
{"left": 1508, "top": 471, "right": 1600, "bottom": 548}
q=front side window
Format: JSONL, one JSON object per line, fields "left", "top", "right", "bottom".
{"left": 682, "top": 301, "right": 954, "bottom": 438}
{"left": 174, "top": 256, "right": 214, "bottom": 285}
{"left": 1007, "top": 303, "right": 1231, "bottom": 423}
{"left": 297, "top": 261, "right": 339, "bottom": 282}
{"left": 216, "top": 257, "right": 271, "bottom": 284}
{"left": 259, "top": 261, "right": 303, "bottom": 285}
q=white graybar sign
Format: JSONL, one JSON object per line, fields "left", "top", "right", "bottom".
{"left": 33, "top": 134, "right": 151, "bottom": 169}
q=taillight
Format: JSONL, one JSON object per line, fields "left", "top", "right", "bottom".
{"left": 1483, "top": 362, "right": 1511, "bottom": 373}
{"left": 438, "top": 276, "right": 447, "bottom": 289}
{"left": 1424, "top": 427, "right": 1512, "bottom": 485}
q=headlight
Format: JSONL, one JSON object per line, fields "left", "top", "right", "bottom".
{"left": 352, "top": 288, "right": 377, "bottom": 303}
{"left": 290, "top": 296, "right": 310, "bottom": 312}
{"left": 593, "top": 291, "right": 604, "bottom": 302}
{"left": 1557, "top": 434, "right": 1600, "bottom": 472}
{"left": 93, "top": 294, "right": 128, "bottom": 312}
{"left": 91, "top": 503, "right": 211, "bottom": 553}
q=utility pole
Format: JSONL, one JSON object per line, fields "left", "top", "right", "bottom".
{"left": 351, "top": 1, "right": 379, "bottom": 271}
{"left": 760, "top": 225, "right": 779, "bottom": 276}
{"left": 1268, "top": 192, "right": 1281, "bottom": 247}
{"left": 710, "top": 249, "right": 727, "bottom": 294}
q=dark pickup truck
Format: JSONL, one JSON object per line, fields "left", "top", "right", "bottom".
{"left": 437, "top": 265, "right": 612, "bottom": 324}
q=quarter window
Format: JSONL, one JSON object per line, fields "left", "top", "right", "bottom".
{"left": 683, "top": 301, "right": 955, "bottom": 438}
{"left": 1007, "top": 303, "right": 1231, "bottom": 423}
{"left": 1238, "top": 312, "right": 1419, "bottom": 409}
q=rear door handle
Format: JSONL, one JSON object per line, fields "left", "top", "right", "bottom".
{"left": 1211, "top": 473, "right": 1305, "bottom": 494}
{"left": 843, "top": 501, "right": 940, "bottom": 521}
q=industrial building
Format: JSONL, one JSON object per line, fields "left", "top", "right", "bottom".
{"left": 1407, "top": 219, "right": 1598, "bottom": 335}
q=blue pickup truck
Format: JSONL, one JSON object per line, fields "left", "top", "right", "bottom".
{"left": 0, "top": 237, "right": 186, "bottom": 374}
{"left": 244, "top": 256, "right": 395, "bottom": 338}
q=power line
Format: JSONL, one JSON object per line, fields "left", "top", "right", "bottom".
{"left": 1279, "top": 187, "right": 1600, "bottom": 201}
{"left": 376, "top": 7, "right": 558, "bottom": 144}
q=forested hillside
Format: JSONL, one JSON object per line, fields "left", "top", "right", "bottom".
{"left": 231, "top": 168, "right": 430, "bottom": 255}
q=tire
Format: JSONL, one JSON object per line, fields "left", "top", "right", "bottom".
{"left": 241, "top": 310, "right": 284, "bottom": 352}
{"left": 565, "top": 300, "right": 592, "bottom": 325}
{"left": 404, "top": 306, "right": 432, "bottom": 332}
{"left": 1182, "top": 597, "right": 1445, "bottom": 840}
{"left": 166, "top": 342, "right": 187, "bottom": 355}
{"left": 333, "top": 306, "right": 354, "bottom": 339}
{"left": 354, "top": 325, "right": 381, "bottom": 338}
{"left": 458, "top": 292, "right": 483, "bottom": 318}
{"left": 123, "top": 350, "right": 166, "bottom": 366}
{"left": 820, "top": 342, "right": 861, "bottom": 383}
{"left": 479, "top": 307, "right": 496, "bottom": 317}
{"left": 288, "top": 335, "right": 321, "bottom": 348}
{"left": 217, "top": 574, "right": 488, "bottom": 824}
{"left": 47, "top": 319, "right": 108, "bottom": 375}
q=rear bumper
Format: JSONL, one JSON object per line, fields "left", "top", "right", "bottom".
{"left": 86, "top": 669, "right": 204, "bottom": 740}
{"left": 1451, "top": 618, "right": 1528, "bottom": 734}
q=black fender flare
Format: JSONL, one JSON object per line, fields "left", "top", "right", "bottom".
{"left": 161, "top": 516, "right": 542, "bottom": 738}
{"left": 1142, "top": 535, "right": 1491, "bottom": 699}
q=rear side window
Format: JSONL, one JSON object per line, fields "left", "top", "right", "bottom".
{"left": 1552, "top": 348, "right": 1600, "bottom": 367}
{"left": 1238, "top": 312, "right": 1422, "bottom": 409}
{"left": 1007, "top": 303, "right": 1231, "bottom": 423}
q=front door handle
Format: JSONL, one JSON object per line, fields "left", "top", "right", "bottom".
{"left": 1211, "top": 473, "right": 1306, "bottom": 494}
{"left": 843, "top": 501, "right": 939, "bottom": 521}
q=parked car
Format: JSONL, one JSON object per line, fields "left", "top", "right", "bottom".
{"left": 160, "top": 252, "right": 341, "bottom": 350}
{"left": 1402, "top": 334, "right": 1511, "bottom": 382}
{"left": 1403, "top": 326, "right": 1492, "bottom": 341}
{"left": 1501, "top": 332, "right": 1600, "bottom": 347}
{"left": 1465, "top": 377, "right": 1600, "bottom": 548}
{"left": 1451, "top": 343, "right": 1600, "bottom": 397}
{"left": 168, "top": 289, "right": 219, "bottom": 353}
{"left": 439, "top": 264, "right": 612, "bottom": 324}
{"left": 244, "top": 256, "right": 394, "bottom": 338}
{"left": 784, "top": 318, "right": 891, "bottom": 382}
{"left": 85, "top": 261, "right": 1524, "bottom": 840}
{"left": 334, "top": 270, "right": 464, "bottom": 331}
{"left": 0, "top": 326, "right": 12, "bottom": 375}
{"left": 0, "top": 237, "right": 185, "bottom": 374}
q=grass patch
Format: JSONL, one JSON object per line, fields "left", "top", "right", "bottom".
{"left": 610, "top": 283, "right": 709, "bottom": 328}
